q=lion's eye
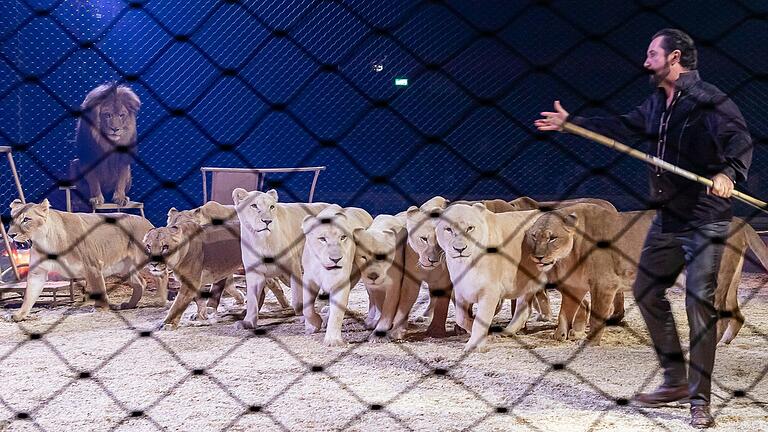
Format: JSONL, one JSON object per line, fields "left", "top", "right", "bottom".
{"left": 340, "top": 235, "right": 348, "bottom": 241}
{"left": 419, "top": 236, "right": 428, "bottom": 243}
{"left": 445, "top": 227, "right": 452, "bottom": 233}
{"left": 145, "top": 245, "right": 151, "bottom": 253}
{"left": 250, "top": 204, "right": 258, "bottom": 209}
{"left": 548, "top": 237, "right": 557, "bottom": 243}
{"left": 318, "top": 237, "right": 327, "bottom": 243}
{"left": 466, "top": 226, "right": 475, "bottom": 233}
{"left": 162, "top": 245, "right": 169, "bottom": 253}
{"left": 360, "top": 256, "right": 368, "bottom": 262}
{"left": 119, "top": 113, "right": 126, "bottom": 118}
{"left": 269, "top": 205, "right": 275, "bottom": 210}
{"left": 22, "top": 217, "right": 31, "bottom": 223}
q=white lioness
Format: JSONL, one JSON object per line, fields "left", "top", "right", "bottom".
{"left": 144, "top": 221, "right": 255, "bottom": 328}
{"left": 167, "top": 202, "right": 290, "bottom": 310}
{"left": 302, "top": 205, "right": 373, "bottom": 346}
{"left": 352, "top": 214, "right": 408, "bottom": 341}
{"left": 7, "top": 199, "right": 167, "bottom": 321}
{"left": 233, "top": 188, "right": 329, "bottom": 328}
{"left": 435, "top": 202, "right": 544, "bottom": 352}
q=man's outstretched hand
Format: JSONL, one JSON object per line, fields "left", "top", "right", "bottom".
{"left": 534, "top": 100, "right": 569, "bottom": 132}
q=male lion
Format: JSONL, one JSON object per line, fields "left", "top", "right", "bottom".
{"left": 435, "top": 202, "right": 544, "bottom": 352}
{"left": 232, "top": 188, "right": 329, "bottom": 329}
{"left": 7, "top": 199, "right": 167, "bottom": 321}
{"left": 352, "top": 214, "right": 408, "bottom": 341}
{"left": 302, "top": 205, "right": 373, "bottom": 346}
{"left": 76, "top": 83, "right": 141, "bottom": 207}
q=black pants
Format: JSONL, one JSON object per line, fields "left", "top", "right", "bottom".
{"left": 632, "top": 216, "right": 729, "bottom": 406}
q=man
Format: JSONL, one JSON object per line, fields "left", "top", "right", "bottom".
{"left": 535, "top": 29, "right": 752, "bottom": 429}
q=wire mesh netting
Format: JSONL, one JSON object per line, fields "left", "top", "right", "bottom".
{"left": 1, "top": 0, "right": 767, "bottom": 430}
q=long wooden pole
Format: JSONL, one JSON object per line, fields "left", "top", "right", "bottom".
{"left": 562, "top": 121, "right": 768, "bottom": 210}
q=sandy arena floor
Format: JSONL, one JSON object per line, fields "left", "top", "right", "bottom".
{"left": 0, "top": 273, "right": 767, "bottom": 432}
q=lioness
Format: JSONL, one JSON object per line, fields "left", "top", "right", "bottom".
{"left": 396, "top": 196, "right": 455, "bottom": 339}
{"left": 167, "top": 201, "right": 238, "bottom": 226}
{"left": 144, "top": 221, "right": 248, "bottom": 329}
{"left": 352, "top": 214, "right": 408, "bottom": 341}
{"left": 525, "top": 206, "right": 768, "bottom": 345}
{"left": 435, "top": 202, "right": 544, "bottom": 352}
{"left": 7, "top": 199, "right": 167, "bottom": 321}
{"left": 302, "top": 205, "right": 373, "bottom": 346}
{"left": 525, "top": 204, "right": 626, "bottom": 344}
{"left": 75, "top": 83, "right": 141, "bottom": 207}
{"left": 232, "top": 188, "right": 328, "bottom": 329}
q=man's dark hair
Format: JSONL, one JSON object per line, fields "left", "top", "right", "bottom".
{"left": 652, "top": 28, "right": 697, "bottom": 70}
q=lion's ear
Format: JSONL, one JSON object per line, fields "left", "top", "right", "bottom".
{"left": 302, "top": 215, "right": 316, "bottom": 234}
{"left": 472, "top": 202, "right": 487, "bottom": 212}
{"left": 352, "top": 227, "right": 365, "bottom": 244}
{"left": 266, "top": 189, "right": 279, "bottom": 202}
{"left": 39, "top": 199, "right": 51, "bottom": 212}
{"left": 167, "top": 207, "right": 178, "bottom": 217}
{"left": 232, "top": 188, "right": 249, "bottom": 205}
{"left": 406, "top": 205, "right": 419, "bottom": 217}
{"left": 10, "top": 199, "right": 23, "bottom": 210}
{"left": 564, "top": 212, "right": 578, "bottom": 230}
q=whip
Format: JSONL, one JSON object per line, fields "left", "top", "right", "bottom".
{"left": 561, "top": 121, "right": 768, "bottom": 212}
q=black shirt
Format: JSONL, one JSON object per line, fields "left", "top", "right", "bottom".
{"left": 570, "top": 71, "right": 753, "bottom": 232}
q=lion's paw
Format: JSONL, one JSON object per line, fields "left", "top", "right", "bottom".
{"left": 463, "top": 340, "right": 489, "bottom": 353}
{"left": 235, "top": 319, "right": 257, "bottom": 330}
{"left": 323, "top": 335, "right": 347, "bottom": 347}
{"left": 155, "top": 321, "right": 178, "bottom": 331}
{"left": 112, "top": 194, "right": 129, "bottom": 206}
{"left": 568, "top": 329, "right": 587, "bottom": 340}
{"left": 89, "top": 195, "right": 105, "bottom": 206}
{"left": 363, "top": 317, "right": 378, "bottom": 330}
{"left": 552, "top": 327, "right": 568, "bottom": 341}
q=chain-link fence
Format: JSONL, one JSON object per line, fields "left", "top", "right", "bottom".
{"left": 1, "top": 0, "right": 767, "bottom": 430}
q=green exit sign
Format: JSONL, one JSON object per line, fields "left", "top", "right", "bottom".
{"left": 394, "top": 77, "right": 408, "bottom": 87}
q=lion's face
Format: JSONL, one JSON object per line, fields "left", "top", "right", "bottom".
{"left": 82, "top": 84, "right": 140, "bottom": 147}
{"left": 232, "top": 188, "right": 279, "bottom": 234}
{"left": 7, "top": 199, "right": 50, "bottom": 243}
{"left": 405, "top": 196, "right": 450, "bottom": 269}
{"left": 143, "top": 226, "right": 183, "bottom": 276}
{"left": 524, "top": 211, "right": 577, "bottom": 272}
{"left": 435, "top": 203, "right": 489, "bottom": 262}
{"left": 167, "top": 207, "right": 203, "bottom": 226}
{"left": 99, "top": 102, "right": 133, "bottom": 143}
{"left": 354, "top": 228, "right": 397, "bottom": 285}
{"left": 303, "top": 209, "right": 355, "bottom": 272}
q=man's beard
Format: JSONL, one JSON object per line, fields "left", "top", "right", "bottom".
{"left": 649, "top": 61, "right": 671, "bottom": 86}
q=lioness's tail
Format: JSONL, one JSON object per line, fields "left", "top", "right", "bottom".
{"left": 721, "top": 224, "right": 768, "bottom": 344}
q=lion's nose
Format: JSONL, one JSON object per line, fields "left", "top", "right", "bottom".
{"left": 453, "top": 245, "right": 467, "bottom": 254}
{"left": 261, "top": 219, "right": 272, "bottom": 227}
{"left": 330, "top": 257, "right": 342, "bottom": 264}
{"left": 367, "top": 272, "right": 379, "bottom": 281}
{"left": 8, "top": 232, "right": 16, "bottom": 239}
{"left": 111, "top": 127, "right": 119, "bottom": 133}
{"left": 428, "top": 257, "right": 438, "bottom": 264}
